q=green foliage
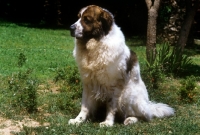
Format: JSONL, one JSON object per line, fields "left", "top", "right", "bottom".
{"left": 54, "top": 66, "right": 80, "bottom": 85}
{"left": 161, "top": 46, "right": 193, "bottom": 75}
{"left": 147, "top": 44, "right": 189, "bottom": 73}
{"left": 53, "top": 66, "right": 82, "bottom": 113}
{"left": 144, "top": 43, "right": 193, "bottom": 89}
{"left": 158, "top": 3, "right": 173, "bottom": 29}
{"left": 18, "top": 52, "right": 27, "bottom": 67}
{"left": 143, "top": 61, "right": 163, "bottom": 90}
{"left": 0, "top": 22, "right": 73, "bottom": 78}
{"left": 160, "top": 5, "right": 172, "bottom": 22}
{"left": 0, "top": 22, "right": 200, "bottom": 135}
{"left": 156, "top": 44, "right": 193, "bottom": 75}
{"left": 56, "top": 92, "right": 78, "bottom": 114}
{"left": 8, "top": 69, "right": 38, "bottom": 113}
{"left": 54, "top": 66, "right": 81, "bottom": 96}
{"left": 179, "top": 76, "right": 197, "bottom": 103}
{"left": 7, "top": 53, "right": 38, "bottom": 113}
{"left": 144, "top": 44, "right": 168, "bottom": 89}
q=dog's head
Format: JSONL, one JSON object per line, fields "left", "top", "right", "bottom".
{"left": 70, "top": 5, "right": 114, "bottom": 39}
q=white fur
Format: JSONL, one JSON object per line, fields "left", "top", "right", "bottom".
{"left": 69, "top": 8, "right": 174, "bottom": 127}
{"left": 73, "top": 19, "right": 83, "bottom": 38}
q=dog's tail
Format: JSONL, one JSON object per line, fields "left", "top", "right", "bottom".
{"left": 149, "top": 102, "right": 174, "bottom": 118}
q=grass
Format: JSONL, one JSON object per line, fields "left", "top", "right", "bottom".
{"left": 0, "top": 21, "right": 200, "bottom": 135}
{"left": 0, "top": 22, "right": 74, "bottom": 79}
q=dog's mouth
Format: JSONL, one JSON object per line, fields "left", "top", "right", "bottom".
{"left": 70, "top": 30, "right": 83, "bottom": 39}
{"left": 70, "top": 24, "right": 84, "bottom": 38}
{"left": 70, "top": 30, "right": 75, "bottom": 37}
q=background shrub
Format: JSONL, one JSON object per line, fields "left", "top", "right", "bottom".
{"left": 179, "top": 76, "right": 198, "bottom": 103}
{"left": 8, "top": 69, "right": 38, "bottom": 113}
{"left": 144, "top": 43, "right": 193, "bottom": 90}
{"left": 7, "top": 53, "right": 38, "bottom": 113}
{"left": 53, "top": 65, "right": 82, "bottom": 114}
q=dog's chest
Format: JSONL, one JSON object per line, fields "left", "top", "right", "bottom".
{"left": 75, "top": 39, "right": 121, "bottom": 85}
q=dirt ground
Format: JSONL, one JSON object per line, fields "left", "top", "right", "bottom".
{"left": 0, "top": 117, "right": 49, "bottom": 135}
{"left": 0, "top": 81, "right": 60, "bottom": 135}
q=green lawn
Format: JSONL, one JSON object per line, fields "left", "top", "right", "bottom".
{"left": 0, "top": 22, "right": 74, "bottom": 79}
{"left": 0, "top": 21, "right": 200, "bottom": 135}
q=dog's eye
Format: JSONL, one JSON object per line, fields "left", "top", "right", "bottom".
{"left": 84, "top": 16, "right": 91, "bottom": 24}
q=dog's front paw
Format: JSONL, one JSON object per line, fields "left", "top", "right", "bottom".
{"left": 124, "top": 117, "right": 138, "bottom": 125}
{"left": 100, "top": 121, "right": 114, "bottom": 127}
{"left": 68, "top": 119, "right": 82, "bottom": 125}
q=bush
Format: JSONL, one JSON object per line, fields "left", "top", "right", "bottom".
{"left": 54, "top": 66, "right": 81, "bottom": 94}
{"left": 54, "top": 66, "right": 80, "bottom": 85}
{"left": 179, "top": 76, "right": 197, "bottom": 103}
{"left": 148, "top": 44, "right": 193, "bottom": 75}
{"left": 56, "top": 93, "right": 78, "bottom": 114}
{"left": 53, "top": 65, "right": 82, "bottom": 113}
{"left": 7, "top": 53, "right": 38, "bottom": 113}
{"left": 144, "top": 43, "right": 193, "bottom": 90}
{"left": 8, "top": 69, "right": 38, "bottom": 113}
{"left": 18, "top": 52, "right": 27, "bottom": 67}
{"left": 161, "top": 46, "right": 193, "bottom": 75}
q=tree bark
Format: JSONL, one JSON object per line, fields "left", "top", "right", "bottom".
{"left": 145, "top": 0, "right": 161, "bottom": 64}
{"left": 177, "top": 0, "right": 200, "bottom": 50}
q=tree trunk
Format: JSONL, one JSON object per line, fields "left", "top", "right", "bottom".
{"left": 177, "top": 0, "right": 200, "bottom": 50}
{"left": 145, "top": 0, "right": 161, "bottom": 64}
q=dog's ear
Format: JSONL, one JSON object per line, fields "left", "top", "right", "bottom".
{"left": 100, "top": 9, "right": 113, "bottom": 35}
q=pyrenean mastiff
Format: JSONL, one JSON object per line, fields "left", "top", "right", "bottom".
{"left": 68, "top": 5, "right": 174, "bottom": 127}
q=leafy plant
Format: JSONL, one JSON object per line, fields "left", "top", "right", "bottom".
{"left": 144, "top": 43, "right": 193, "bottom": 90}
{"left": 1, "top": 22, "right": 200, "bottom": 135}
{"left": 143, "top": 63, "right": 163, "bottom": 90}
{"left": 18, "top": 52, "right": 27, "bottom": 67}
{"left": 146, "top": 44, "right": 190, "bottom": 72}
{"left": 53, "top": 65, "right": 82, "bottom": 113}
{"left": 54, "top": 66, "right": 80, "bottom": 85}
{"left": 54, "top": 65, "right": 81, "bottom": 94}
{"left": 7, "top": 53, "right": 38, "bottom": 113}
{"left": 8, "top": 69, "right": 38, "bottom": 113}
{"left": 179, "top": 76, "right": 197, "bottom": 103}
{"left": 56, "top": 93, "right": 78, "bottom": 114}
{"left": 144, "top": 44, "right": 169, "bottom": 89}
{"left": 162, "top": 46, "right": 193, "bottom": 75}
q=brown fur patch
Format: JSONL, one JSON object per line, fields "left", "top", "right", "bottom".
{"left": 79, "top": 5, "right": 113, "bottom": 39}
{"left": 126, "top": 50, "right": 138, "bottom": 73}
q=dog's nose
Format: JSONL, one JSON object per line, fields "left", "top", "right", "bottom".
{"left": 70, "top": 24, "right": 76, "bottom": 37}
{"left": 70, "top": 24, "right": 76, "bottom": 30}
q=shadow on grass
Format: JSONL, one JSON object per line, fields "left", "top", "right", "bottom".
{"left": 179, "top": 64, "right": 200, "bottom": 78}
{"left": 126, "top": 36, "right": 146, "bottom": 47}
{"left": 181, "top": 45, "right": 200, "bottom": 78}
{"left": 185, "top": 45, "right": 200, "bottom": 56}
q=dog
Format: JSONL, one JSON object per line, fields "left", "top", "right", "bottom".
{"left": 68, "top": 5, "right": 174, "bottom": 127}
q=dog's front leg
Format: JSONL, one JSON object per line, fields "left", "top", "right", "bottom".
{"left": 68, "top": 104, "right": 89, "bottom": 125}
{"left": 68, "top": 86, "right": 90, "bottom": 125}
{"left": 100, "top": 97, "right": 117, "bottom": 127}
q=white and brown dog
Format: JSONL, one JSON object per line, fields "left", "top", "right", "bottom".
{"left": 69, "top": 5, "right": 174, "bottom": 127}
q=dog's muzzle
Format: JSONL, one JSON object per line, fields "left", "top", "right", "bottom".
{"left": 70, "top": 24, "right": 76, "bottom": 37}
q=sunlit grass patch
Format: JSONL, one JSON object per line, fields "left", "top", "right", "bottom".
{"left": 0, "top": 21, "right": 199, "bottom": 134}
